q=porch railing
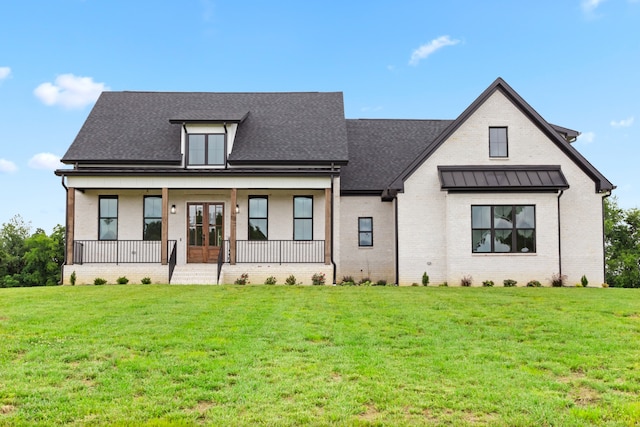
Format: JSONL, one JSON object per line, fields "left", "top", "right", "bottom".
{"left": 235, "top": 240, "right": 325, "bottom": 264}
{"left": 73, "top": 240, "right": 177, "bottom": 264}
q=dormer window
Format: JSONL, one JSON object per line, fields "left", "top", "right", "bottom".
{"left": 489, "top": 127, "right": 508, "bottom": 158}
{"left": 187, "top": 134, "right": 226, "bottom": 166}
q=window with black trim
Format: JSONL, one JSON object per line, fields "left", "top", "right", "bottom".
{"left": 99, "top": 196, "right": 118, "bottom": 241}
{"left": 489, "top": 127, "right": 508, "bottom": 158}
{"left": 248, "top": 196, "right": 268, "bottom": 240}
{"left": 143, "top": 196, "right": 162, "bottom": 241}
{"left": 472, "top": 205, "right": 535, "bottom": 253}
{"left": 293, "top": 196, "right": 313, "bottom": 240}
{"left": 187, "top": 134, "right": 226, "bottom": 166}
{"left": 358, "top": 217, "right": 373, "bottom": 247}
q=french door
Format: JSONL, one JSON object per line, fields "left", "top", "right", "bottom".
{"left": 187, "top": 203, "right": 224, "bottom": 263}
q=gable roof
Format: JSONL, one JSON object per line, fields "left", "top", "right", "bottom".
{"left": 341, "top": 119, "right": 453, "bottom": 194}
{"left": 387, "top": 78, "right": 614, "bottom": 193}
{"left": 61, "top": 91, "right": 349, "bottom": 165}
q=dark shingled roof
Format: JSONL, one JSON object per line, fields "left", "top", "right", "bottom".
{"left": 61, "top": 91, "right": 348, "bottom": 165}
{"left": 438, "top": 165, "right": 569, "bottom": 192}
{"left": 341, "top": 119, "right": 453, "bottom": 193}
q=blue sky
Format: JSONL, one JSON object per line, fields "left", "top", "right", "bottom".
{"left": 1, "top": 0, "right": 638, "bottom": 232}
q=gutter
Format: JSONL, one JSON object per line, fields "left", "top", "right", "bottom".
{"left": 395, "top": 196, "right": 399, "bottom": 286}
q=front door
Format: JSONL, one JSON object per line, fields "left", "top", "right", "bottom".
{"left": 187, "top": 203, "right": 224, "bottom": 263}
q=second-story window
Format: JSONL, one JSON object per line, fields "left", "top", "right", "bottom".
{"left": 187, "top": 134, "right": 225, "bottom": 166}
{"left": 489, "top": 127, "right": 508, "bottom": 158}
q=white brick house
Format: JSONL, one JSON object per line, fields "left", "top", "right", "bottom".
{"left": 56, "top": 78, "right": 613, "bottom": 286}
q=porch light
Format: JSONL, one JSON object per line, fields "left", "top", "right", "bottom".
{"left": 235, "top": 204, "right": 240, "bottom": 214}
{"left": 170, "top": 205, "right": 177, "bottom": 214}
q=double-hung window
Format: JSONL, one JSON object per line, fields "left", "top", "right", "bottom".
{"left": 358, "top": 217, "right": 373, "bottom": 247}
{"left": 248, "top": 196, "right": 268, "bottom": 241}
{"left": 143, "top": 196, "right": 162, "bottom": 241}
{"left": 489, "top": 127, "right": 508, "bottom": 158}
{"left": 472, "top": 205, "right": 535, "bottom": 253}
{"left": 99, "top": 196, "right": 118, "bottom": 241}
{"left": 293, "top": 196, "right": 313, "bottom": 240}
{"left": 187, "top": 134, "right": 225, "bottom": 166}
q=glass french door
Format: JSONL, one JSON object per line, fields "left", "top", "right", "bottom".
{"left": 187, "top": 203, "right": 224, "bottom": 263}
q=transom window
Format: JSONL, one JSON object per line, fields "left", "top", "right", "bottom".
{"left": 187, "top": 134, "right": 225, "bottom": 166}
{"left": 143, "top": 196, "right": 162, "bottom": 241}
{"left": 489, "top": 127, "right": 508, "bottom": 158}
{"left": 248, "top": 196, "right": 268, "bottom": 241}
{"left": 358, "top": 217, "right": 373, "bottom": 247}
{"left": 99, "top": 196, "right": 118, "bottom": 241}
{"left": 472, "top": 205, "right": 535, "bottom": 253}
{"left": 293, "top": 196, "right": 313, "bottom": 241}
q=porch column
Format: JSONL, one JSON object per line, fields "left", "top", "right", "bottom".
{"left": 230, "top": 188, "right": 237, "bottom": 265}
{"left": 65, "top": 187, "right": 75, "bottom": 265}
{"left": 161, "top": 187, "right": 168, "bottom": 265}
{"left": 325, "top": 187, "right": 331, "bottom": 265}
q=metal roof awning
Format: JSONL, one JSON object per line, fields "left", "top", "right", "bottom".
{"left": 438, "top": 165, "right": 569, "bottom": 192}
{"left": 169, "top": 110, "right": 249, "bottom": 124}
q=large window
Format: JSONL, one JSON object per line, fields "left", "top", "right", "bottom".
{"left": 143, "top": 196, "right": 162, "bottom": 241}
{"left": 358, "top": 217, "right": 373, "bottom": 247}
{"left": 472, "top": 205, "right": 535, "bottom": 253}
{"left": 248, "top": 196, "right": 268, "bottom": 241}
{"left": 187, "top": 134, "right": 225, "bottom": 166}
{"left": 99, "top": 196, "right": 118, "bottom": 241}
{"left": 293, "top": 196, "right": 313, "bottom": 241}
{"left": 489, "top": 127, "right": 508, "bottom": 158}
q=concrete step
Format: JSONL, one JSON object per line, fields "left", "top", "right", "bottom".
{"left": 170, "top": 264, "right": 221, "bottom": 285}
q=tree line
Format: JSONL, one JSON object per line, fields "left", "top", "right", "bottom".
{"left": 0, "top": 197, "right": 639, "bottom": 288}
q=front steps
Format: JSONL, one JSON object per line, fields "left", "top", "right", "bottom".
{"left": 170, "top": 264, "right": 221, "bottom": 285}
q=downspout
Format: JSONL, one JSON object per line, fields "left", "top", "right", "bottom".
{"left": 557, "top": 190, "right": 564, "bottom": 277}
{"left": 59, "top": 174, "right": 68, "bottom": 285}
{"left": 330, "top": 166, "right": 337, "bottom": 285}
{"left": 395, "top": 194, "right": 399, "bottom": 286}
{"left": 223, "top": 122, "right": 228, "bottom": 170}
{"left": 182, "top": 123, "right": 188, "bottom": 169}
{"left": 602, "top": 190, "right": 612, "bottom": 284}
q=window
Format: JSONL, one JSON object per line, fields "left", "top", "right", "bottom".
{"left": 472, "top": 205, "right": 535, "bottom": 253}
{"left": 248, "top": 196, "right": 268, "bottom": 240}
{"left": 489, "top": 127, "right": 508, "bottom": 158}
{"left": 358, "top": 217, "right": 373, "bottom": 247}
{"left": 187, "top": 134, "right": 225, "bottom": 166}
{"left": 99, "top": 196, "right": 118, "bottom": 240}
{"left": 293, "top": 196, "right": 313, "bottom": 240}
{"left": 143, "top": 196, "right": 162, "bottom": 241}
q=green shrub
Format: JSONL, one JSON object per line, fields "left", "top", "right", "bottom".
{"left": 460, "top": 275, "right": 473, "bottom": 287}
{"left": 375, "top": 279, "right": 387, "bottom": 286}
{"left": 94, "top": 277, "right": 107, "bottom": 286}
{"left": 440, "top": 282, "right": 448, "bottom": 287}
{"left": 116, "top": 276, "right": 129, "bottom": 285}
{"left": 526, "top": 280, "right": 542, "bottom": 287}
{"left": 70, "top": 271, "right": 77, "bottom": 286}
{"left": 503, "top": 279, "right": 517, "bottom": 287}
{"left": 141, "top": 277, "right": 152, "bottom": 285}
{"left": 422, "top": 272, "right": 430, "bottom": 286}
{"left": 285, "top": 274, "right": 298, "bottom": 286}
{"left": 411, "top": 283, "right": 419, "bottom": 286}
{"left": 311, "top": 273, "right": 326, "bottom": 286}
{"left": 581, "top": 275, "right": 589, "bottom": 287}
{"left": 264, "top": 276, "right": 277, "bottom": 285}
{"left": 358, "top": 277, "right": 371, "bottom": 286}
{"left": 482, "top": 280, "right": 494, "bottom": 287}
{"left": 234, "top": 273, "right": 249, "bottom": 285}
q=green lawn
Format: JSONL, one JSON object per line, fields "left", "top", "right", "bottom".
{"left": 0, "top": 285, "right": 639, "bottom": 426}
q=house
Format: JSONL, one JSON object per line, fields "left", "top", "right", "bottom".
{"left": 55, "top": 78, "right": 614, "bottom": 286}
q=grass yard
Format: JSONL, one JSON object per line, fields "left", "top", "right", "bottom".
{"left": 0, "top": 285, "right": 639, "bottom": 426}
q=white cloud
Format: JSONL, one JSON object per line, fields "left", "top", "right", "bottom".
{"left": 0, "top": 159, "right": 18, "bottom": 173}
{"left": 577, "top": 131, "right": 596, "bottom": 144}
{"left": 409, "top": 36, "right": 460, "bottom": 66}
{"left": 0, "top": 67, "right": 10, "bottom": 80}
{"left": 582, "top": 0, "right": 606, "bottom": 13}
{"left": 34, "top": 74, "right": 108, "bottom": 109}
{"left": 610, "top": 116, "right": 634, "bottom": 128}
{"left": 28, "top": 153, "right": 62, "bottom": 171}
